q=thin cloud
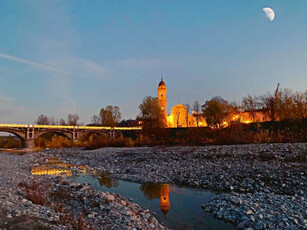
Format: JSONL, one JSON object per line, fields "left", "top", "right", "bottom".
{"left": 0, "top": 53, "right": 68, "bottom": 74}
{"left": 0, "top": 96, "right": 12, "bottom": 102}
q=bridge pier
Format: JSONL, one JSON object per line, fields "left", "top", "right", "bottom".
{"left": 21, "top": 139, "right": 34, "bottom": 149}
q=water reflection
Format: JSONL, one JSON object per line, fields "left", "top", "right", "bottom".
{"left": 69, "top": 175, "right": 234, "bottom": 229}
{"left": 139, "top": 183, "right": 184, "bottom": 216}
{"left": 98, "top": 172, "right": 119, "bottom": 188}
{"left": 31, "top": 158, "right": 88, "bottom": 177}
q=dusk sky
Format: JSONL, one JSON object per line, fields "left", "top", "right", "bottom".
{"left": 0, "top": 0, "right": 306, "bottom": 124}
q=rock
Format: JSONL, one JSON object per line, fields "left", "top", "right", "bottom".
{"left": 255, "top": 222, "right": 264, "bottom": 230}
{"left": 120, "top": 200, "right": 127, "bottom": 206}
{"left": 246, "top": 210, "right": 253, "bottom": 215}
{"left": 106, "top": 194, "right": 115, "bottom": 203}
{"left": 80, "top": 185, "right": 91, "bottom": 191}
{"left": 237, "top": 220, "right": 248, "bottom": 229}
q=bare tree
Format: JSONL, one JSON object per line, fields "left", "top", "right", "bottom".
{"left": 260, "top": 93, "right": 278, "bottom": 121}
{"left": 67, "top": 114, "right": 79, "bottom": 126}
{"left": 36, "top": 114, "right": 49, "bottom": 125}
{"left": 48, "top": 117, "right": 56, "bottom": 125}
{"left": 91, "top": 115, "right": 101, "bottom": 125}
{"left": 193, "top": 100, "right": 201, "bottom": 127}
{"left": 293, "top": 91, "right": 306, "bottom": 119}
{"left": 184, "top": 104, "right": 191, "bottom": 127}
{"left": 242, "top": 95, "right": 259, "bottom": 122}
{"left": 278, "top": 88, "right": 296, "bottom": 120}
{"left": 59, "top": 118, "right": 66, "bottom": 126}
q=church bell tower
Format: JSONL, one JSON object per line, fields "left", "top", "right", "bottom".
{"left": 157, "top": 77, "right": 167, "bottom": 127}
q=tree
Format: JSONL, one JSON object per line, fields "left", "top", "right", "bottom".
{"left": 293, "top": 91, "right": 307, "bottom": 119}
{"left": 100, "top": 105, "right": 121, "bottom": 126}
{"left": 137, "top": 96, "right": 160, "bottom": 127}
{"left": 184, "top": 104, "right": 191, "bottom": 127}
{"left": 260, "top": 92, "right": 278, "bottom": 121}
{"left": 36, "top": 114, "right": 49, "bottom": 125}
{"left": 59, "top": 118, "right": 66, "bottom": 126}
{"left": 48, "top": 117, "right": 56, "bottom": 125}
{"left": 242, "top": 95, "right": 260, "bottom": 122}
{"left": 192, "top": 100, "right": 201, "bottom": 127}
{"left": 202, "top": 97, "right": 230, "bottom": 128}
{"left": 91, "top": 115, "right": 101, "bottom": 125}
{"left": 67, "top": 114, "right": 79, "bottom": 126}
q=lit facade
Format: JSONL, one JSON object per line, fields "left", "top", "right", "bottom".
{"left": 157, "top": 79, "right": 207, "bottom": 128}
{"left": 230, "top": 110, "right": 275, "bottom": 124}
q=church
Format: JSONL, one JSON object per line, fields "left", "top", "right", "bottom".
{"left": 157, "top": 78, "right": 207, "bottom": 128}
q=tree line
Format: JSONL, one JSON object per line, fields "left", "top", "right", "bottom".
{"left": 34, "top": 87, "right": 307, "bottom": 128}
{"left": 137, "top": 88, "right": 307, "bottom": 128}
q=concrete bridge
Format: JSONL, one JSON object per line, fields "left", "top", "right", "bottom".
{"left": 0, "top": 124, "right": 142, "bottom": 149}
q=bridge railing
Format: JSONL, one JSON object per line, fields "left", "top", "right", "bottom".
{"left": 0, "top": 124, "right": 142, "bottom": 130}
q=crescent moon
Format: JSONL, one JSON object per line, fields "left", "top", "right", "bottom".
{"left": 263, "top": 7, "right": 275, "bottom": 21}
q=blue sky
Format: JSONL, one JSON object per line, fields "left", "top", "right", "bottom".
{"left": 0, "top": 0, "right": 306, "bottom": 124}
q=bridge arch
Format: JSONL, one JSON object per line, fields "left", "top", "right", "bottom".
{"left": 35, "top": 129, "right": 73, "bottom": 140}
{"left": 121, "top": 131, "right": 140, "bottom": 141}
{"left": 0, "top": 128, "right": 27, "bottom": 148}
{"left": 0, "top": 128, "right": 26, "bottom": 140}
{"left": 78, "top": 130, "right": 110, "bottom": 140}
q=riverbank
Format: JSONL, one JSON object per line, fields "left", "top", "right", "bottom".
{"left": 35, "top": 143, "right": 306, "bottom": 229}
{"left": 0, "top": 152, "right": 166, "bottom": 229}
{"left": 1, "top": 143, "right": 306, "bottom": 229}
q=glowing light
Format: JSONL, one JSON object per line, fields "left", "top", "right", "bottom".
{"left": 0, "top": 124, "right": 142, "bottom": 130}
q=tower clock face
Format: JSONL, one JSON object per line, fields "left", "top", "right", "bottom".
{"left": 161, "top": 106, "right": 164, "bottom": 111}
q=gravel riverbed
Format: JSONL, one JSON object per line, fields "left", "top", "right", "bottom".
{"left": 0, "top": 143, "right": 306, "bottom": 229}
{"left": 37, "top": 143, "right": 307, "bottom": 229}
{"left": 0, "top": 153, "right": 166, "bottom": 229}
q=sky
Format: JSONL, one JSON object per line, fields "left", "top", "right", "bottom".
{"left": 0, "top": 0, "right": 306, "bottom": 124}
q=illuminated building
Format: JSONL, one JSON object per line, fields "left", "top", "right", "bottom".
{"left": 157, "top": 78, "right": 207, "bottom": 128}
{"left": 157, "top": 78, "right": 168, "bottom": 127}
{"left": 230, "top": 110, "right": 276, "bottom": 124}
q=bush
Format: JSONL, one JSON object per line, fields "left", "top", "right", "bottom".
{"left": 109, "top": 137, "right": 134, "bottom": 147}
{"left": 77, "top": 133, "right": 108, "bottom": 150}
{"left": 18, "top": 180, "right": 50, "bottom": 206}
{"left": 35, "top": 136, "right": 73, "bottom": 149}
{"left": 138, "top": 120, "right": 307, "bottom": 146}
{"left": 0, "top": 136, "right": 21, "bottom": 148}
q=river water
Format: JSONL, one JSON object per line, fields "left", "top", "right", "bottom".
{"left": 69, "top": 174, "right": 234, "bottom": 230}
{"left": 32, "top": 159, "right": 234, "bottom": 229}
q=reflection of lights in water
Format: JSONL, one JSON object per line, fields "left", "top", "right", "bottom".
{"left": 139, "top": 183, "right": 185, "bottom": 216}
{"left": 160, "top": 184, "right": 170, "bottom": 216}
{"left": 31, "top": 167, "right": 72, "bottom": 176}
{"left": 31, "top": 158, "right": 88, "bottom": 177}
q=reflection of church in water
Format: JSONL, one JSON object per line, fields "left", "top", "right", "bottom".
{"left": 160, "top": 184, "right": 170, "bottom": 215}
{"left": 157, "top": 78, "right": 207, "bottom": 128}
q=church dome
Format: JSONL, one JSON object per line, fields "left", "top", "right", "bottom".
{"left": 158, "top": 78, "right": 166, "bottom": 87}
